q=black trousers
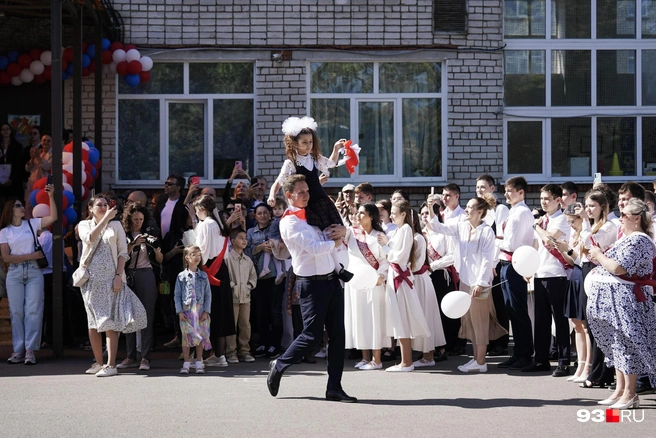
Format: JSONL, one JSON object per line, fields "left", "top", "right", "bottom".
{"left": 533, "top": 277, "right": 570, "bottom": 365}
{"left": 488, "top": 264, "right": 509, "bottom": 349}
{"left": 500, "top": 261, "right": 533, "bottom": 361}
{"left": 275, "top": 275, "right": 345, "bottom": 391}
{"left": 252, "top": 277, "right": 284, "bottom": 349}
{"left": 430, "top": 270, "right": 465, "bottom": 350}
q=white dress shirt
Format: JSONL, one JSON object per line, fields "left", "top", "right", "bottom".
{"left": 495, "top": 200, "right": 534, "bottom": 261}
{"left": 580, "top": 220, "right": 617, "bottom": 263}
{"left": 484, "top": 203, "right": 510, "bottom": 238}
{"left": 443, "top": 205, "right": 465, "bottom": 223}
{"left": 194, "top": 217, "right": 226, "bottom": 265}
{"left": 426, "top": 230, "right": 455, "bottom": 271}
{"left": 280, "top": 206, "right": 336, "bottom": 276}
{"left": 535, "top": 210, "right": 571, "bottom": 278}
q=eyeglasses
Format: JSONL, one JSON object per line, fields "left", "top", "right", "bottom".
{"left": 164, "top": 182, "right": 177, "bottom": 187}
{"left": 620, "top": 212, "right": 635, "bottom": 218}
{"left": 13, "top": 203, "right": 23, "bottom": 208}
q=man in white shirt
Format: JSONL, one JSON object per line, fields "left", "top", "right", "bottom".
{"left": 267, "top": 175, "right": 356, "bottom": 403}
{"left": 530, "top": 184, "right": 572, "bottom": 376}
{"left": 495, "top": 176, "right": 535, "bottom": 371}
{"left": 475, "top": 174, "right": 510, "bottom": 356}
{"left": 617, "top": 182, "right": 646, "bottom": 239}
{"left": 560, "top": 181, "right": 578, "bottom": 208}
{"left": 441, "top": 183, "right": 465, "bottom": 222}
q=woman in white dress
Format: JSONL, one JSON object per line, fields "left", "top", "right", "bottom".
{"left": 427, "top": 194, "right": 506, "bottom": 373}
{"left": 410, "top": 209, "right": 447, "bottom": 368}
{"left": 345, "top": 203, "right": 390, "bottom": 370}
{"left": 377, "top": 199, "right": 430, "bottom": 372}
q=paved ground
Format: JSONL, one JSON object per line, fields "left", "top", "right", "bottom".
{"left": 0, "top": 345, "right": 652, "bottom": 437}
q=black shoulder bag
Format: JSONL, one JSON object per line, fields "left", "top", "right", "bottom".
{"left": 27, "top": 220, "right": 49, "bottom": 269}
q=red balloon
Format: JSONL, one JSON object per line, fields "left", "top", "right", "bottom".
{"left": 127, "top": 60, "right": 142, "bottom": 75}
{"left": 82, "top": 43, "right": 88, "bottom": 53}
{"left": 88, "top": 60, "right": 95, "bottom": 73}
{"left": 61, "top": 60, "right": 68, "bottom": 72}
{"left": 29, "top": 49, "right": 43, "bottom": 61}
{"left": 63, "top": 48, "right": 74, "bottom": 63}
{"left": 62, "top": 170, "right": 73, "bottom": 184}
{"left": 7, "top": 63, "right": 21, "bottom": 77}
{"left": 18, "top": 54, "right": 32, "bottom": 68}
{"left": 60, "top": 194, "right": 69, "bottom": 210}
{"left": 63, "top": 142, "right": 73, "bottom": 153}
{"left": 101, "top": 50, "right": 113, "bottom": 65}
{"left": 82, "top": 68, "right": 91, "bottom": 77}
{"left": 83, "top": 160, "right": 92, "bottom": 173}
{"left": 33, "top": 177, "right": 48, "bottom": 190}
{"left": 81, "top": 149, "right": 89, "bottom": 161}
{"left": 42, "top": 66, "right": 52, "bottom": 81}
{"left": 84, "top": 173, "right": 93, "bottom": 187}
{"left": 116, "top": 61, "right": 128, "bottom": 76}
{"left": 81, "top": 186, "right": 89, "bottom": 201}
{"left": 94, "top": 159, "right": 102, "bottom": 171}
{"left": 0, "top": 72, "right": 10, "bottom": 85}
{"left": 139, "top": 71, "right": 151, "bottom": 83}
{"left": 61, "top": 216, "right": 68, "bottom": 228}
{"left": 36, "top": 190, "right": 50, "bottom": 206}
{"left": 109, "top": 42, "right": 123, "bottom": 52}
{"left": 34, "top": 74, "right": 46, "bottom": 84}
{"left": 123, "top": 44, "right": 137, "bottom": 51}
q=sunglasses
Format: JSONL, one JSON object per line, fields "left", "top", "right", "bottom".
{"left": 164, "top": 182, "right": 177, "bottom": 187}
{"left": 13, "top": 203, "right": 23, "bottom": 208}
{"left": 620, "top": 212, "right": 635, "bottom": 218}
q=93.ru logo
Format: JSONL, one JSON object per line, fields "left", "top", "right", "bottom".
{"left": 577, "top": 409, "right": 645, "bottom": 423}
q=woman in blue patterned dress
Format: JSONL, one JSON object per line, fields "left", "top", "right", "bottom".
{"left": 587, "top": 198, "right": 656, "bottom": 409}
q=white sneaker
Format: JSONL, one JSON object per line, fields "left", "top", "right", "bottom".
{"left": 412, "top": 358, "right": 436, "bottom": 368}
{"left": 96, "top": 365, "right": 118, "bottom": 377}
{"left": 180, "top": 362, "right": 190, "bottom": 374}
{"left": 116, "top": 358, "right": 138, "bottom": 369}
{"left": 315, "top": 347, "right": 327, "bottom": 358}
{"left": 139, "top": 359, "right": 151, "bottom": 371}
{"left": 385, "top": 364, "right": 414, "bottom": 372}
{"left": 204, "top": 355, "right": 221, "bottom": 367}
{"left": 458, "top": 361, "right": 488, "bottom": 373}
{"left": 227, "top": 355, "right": 239, "bottom": 364}
{"left": 85, "top": 362, "right": 103, "bottom": 374}
{"left": 217, "top": 355, "right": 228, "bottom": 367}
{"left": 195, "top": 361, "right": 205, "bottom": 374}
{"left": 240, "top": 354, "right": 255, "bottom": 363}
{"left": 259, "top": 268, "right": 271, "bottom": 278}
{"left": 354, "top": 359, "right": 368, "bottom": 369}
{"left": 360, "top": 361, "right": 383, "bottom": 370}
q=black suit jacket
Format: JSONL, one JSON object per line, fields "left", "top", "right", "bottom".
{"left": 154, "top": 196, "right": 188, "bottom": 241}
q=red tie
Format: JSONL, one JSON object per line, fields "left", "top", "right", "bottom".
{"left": 281, "top": 208, "right": 307, "bottom": 221}
{"left": 542, "top": 216, "right": 549, "bottom": 230}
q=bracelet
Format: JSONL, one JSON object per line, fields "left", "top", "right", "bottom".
{"left": 567, "top": 249, "right": 574, "bottom": 256}
{"left": 115, "top": 273, "right": 121, "bottom": 276}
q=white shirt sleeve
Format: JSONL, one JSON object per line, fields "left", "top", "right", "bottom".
{"left": 317, "top": 154, "right": 336, "bottom": 175}
{"left": 275, "top": 160, "right": 296, "bottom": 185}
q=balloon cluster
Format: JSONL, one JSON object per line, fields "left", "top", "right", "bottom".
{"left": 0, "top": 39, "right": 153, "bottom": 87}
{"left": 29, "top": 141, "right": 102, "bottom": 227}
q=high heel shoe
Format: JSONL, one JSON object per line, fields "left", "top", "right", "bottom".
{"left": 598, "top": 396, "right": 621, "bottom": 405}
{"left": 609, "top": 395, "right": 640, "bottom": 409}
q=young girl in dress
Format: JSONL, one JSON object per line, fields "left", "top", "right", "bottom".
{"left": 174, "top": 245, "right": 212, "bottom": 375}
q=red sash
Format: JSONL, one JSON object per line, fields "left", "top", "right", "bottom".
{"left": 353, "top": 227, "right": 379, "bottom": 270}
{"left": 542, "top": 241, "right": 572, "bottom": 271}
{"left": 428, "top": 240, "right": 460, "bottom": 285}
{"left": 617, "top": 273, "right": 656, "bottom": 303}
{"left": 413, "top": 264, "right": 430, "bottom": 276}
{"left": 201, "top": 238, "right": 229, "bottom": 286}
{"left": 281, "top": 208, "right": 306, "bottom": 221}
{"left": 390, "top": 262, "right": 413, "bottom": 292}
{"left": 427, "top": 239, "right": 440, "bottom": 262}
{"left": 500, "top": 249, "right": 513, "bottom": 262}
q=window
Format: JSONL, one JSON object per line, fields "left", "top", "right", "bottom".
{"left": 504, "top": 50, "right": 546, "bottom": 106}
{"left": 433, "top": 0, "right": 467, "bottom": 33}
{"left": 309, "top": 62, "right": 446, "bottom": 182}
{"left": 117, "top": 62, "right": 255, "bottom": 183}
{"left": 504, "top": 0, "right": 547, "bottom": 38}
{"left": 506, "top": 120, "right": 543, "bottom": 174}
{"left": 551, "top": 0, "right": 591, "bottom": 38}
{"left": 551, "top": 50, "right": 591, "bottom": 106}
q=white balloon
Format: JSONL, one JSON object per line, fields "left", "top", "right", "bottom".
{"left": 109, "top": 62, "right": 118, "bottom": 74}
{"left": 336, "top": 248, "right": 349, "bottom": 271}
{"left": 29, "top": 60, "right": 45, "bottom": 75}
{"left": 82, "top": 141, "right": 90, "bottom": 151}
{"left": 112, "top": 49, "right": 126, "bottom": 63}
{"left": 11, "top": 76, "right": 23, "bottom": 86}
{"left": 102, "top": 64, "right": 111, "bottom": 75}
{"left": 63, "top": 163, "right": 73, "bottom": 173}
{"left": 19, "top": 69, "right": 34, "bottom": 83}
{"left": 583, "top": 271, "right": 595, "bottom": 297}
{"left": 62, "top": 151, "right": 73, "bottom": 164}
{"left": 125, "top": 49, "right": 140, "bottom": 62}
{"left": 32, "top": 204, "right": 50, "bottom": 218}
{"left": 441, "top": 291, "right": 472, "bottom": 319}
{"left": 63, "top": 183, "right": 73, "bottom": 193}
{"left": 512, "top": 245, "right": 540, "bottom": 277}
{"left": 348, "top": 259, "right": 379, "bottom": 291}
{"left": 40, "top": 51, "right": 52, "bottom": 66}
{"left": 139, "top": 56, "right": 153, "bottom": 72}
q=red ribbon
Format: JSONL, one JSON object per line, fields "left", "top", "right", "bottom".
{"left": 390, "top": 262, "right": 413, "bottom": 292}
{"left": 617, "top": 274, "right": 656, "bottom": 303}
{"left": 413, "top": 264, "right": 430, "bottom": 276}
{"left": 281, "top": 208, "right": 307, "bottom": 221}
{"left": 201, "top": 238, "right": 229, "bottom": 286}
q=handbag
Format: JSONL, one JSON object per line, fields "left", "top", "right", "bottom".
{"left": 72, "top": 220, "right": 108, "bottom": 288}
{"left": 27, "top": 220, "right": 49, "bottom": 269}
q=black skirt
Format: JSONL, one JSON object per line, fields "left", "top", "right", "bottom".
{"left": 564, "top": 262, "right": 591, "bottom": 320}
{"left": 207, "top": 260, "right": 236, "bottom": 338}
{"left": 295, "top": 161, "right": 343, "bottom": 230}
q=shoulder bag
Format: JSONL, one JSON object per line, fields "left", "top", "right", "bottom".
{"left": 72, "top": 221, "right": 108, "bottom": 287}
{"left": 27, "top": 220, "right": 49, "bottom": 269}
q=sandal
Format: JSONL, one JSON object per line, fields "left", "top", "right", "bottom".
{"left": 579, "top": 380, "right": 605, "bottom": 389}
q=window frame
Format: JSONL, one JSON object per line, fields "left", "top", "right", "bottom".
{"left": 115, "top": 61, "right": 257, "bottom": 187}
{"left": 307, "top": 60, "right": 449, "bottom": 185}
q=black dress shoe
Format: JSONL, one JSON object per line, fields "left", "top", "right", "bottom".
{"left": 326, "top": 389, "right": 358, "bottom": 403}
{"left": 434, "top": 350, "right": 448, "bottom": 362}
{"left": 497, "top": 357, "right": 518, "bottom": 368}
{"left": 636, "top": 383, "right": 655, "bottom": 394}
{"left": 337, "top": 264, "right": 354, "bottom": 282}
{"left": 551, "top": 365, "right": 570, "bottom": 377}
{"left": 448, "top": 345, "right": 467, "bottom": 356}
{"left": 267, "top": 359, "right": 283, "bottom": 397}
{"left": 521, "top": 361, "right": 552, "bottom": 372}
{"left": 302, "top": 356, "right": 317, "bottom": 364}
{"left": 486, "top": 345, "right": 508, "bottom": 357}
{"left": 509, "top": 358, "right": 533, "bottom": 370}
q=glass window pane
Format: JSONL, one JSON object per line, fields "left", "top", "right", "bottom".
{"left": 643, "top": 118, "right": 656, "bottom": 176}
{"left": 118, "top": 100, "right": 160, "bottom": 180}
{"left": 168, "top": 102, "right": 205, "bottom": 177}
{"left": 643, "top": 51, "right": 656, "bottom": 105}
{"left": 358, "top": 102, "right": 394, "bottom": 175}
{"left": 379, "top": 63, "right": 442, "bottom": 93}
{"left": 213, "top": 100, "right": 254, "bottom": 179}
{"left": 551, "top": 118, "right": 591, "bottom": 177}
{"left": 402, "top": 98, "right": 441, "bottom": 177}
{"left": 551, "top": 0, "right": 591, "bottom": 38}
{"left": 504, "top": 50, "right": 546, "bottom": 106}
{"left": 551, "top": 50, "right": 590, "bottom": 106}
{"left": 643, "top": 0, "right": 656, "bottom": 38}
{"left": 311, "top": 98, "right": 351, "bottom": 179}
{"left": 597, "top": 50, "right": 635, "bottom": 106}
{"left": 504, "top": 0, "right": 546, "bottom": 38}
{"left": 118, "top": 63, "right": 183, "bottom": 95}
{"left": 507, "top": 121, "right": 542, "bottom": 174}
{"left": 597, "top": 0, "right": 636, "bottom": 38}
{"left": 189, "top": 63, "right": 254, "bottom": 94}
{"left": 310, "top": 62, "right": 373, "bottom": 93}
{"left": 597, "top": 117, "right": 636, "bottom": 176}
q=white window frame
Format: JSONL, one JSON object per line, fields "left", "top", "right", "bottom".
{"left": 307, "top": 61, "right": 448, "bottom": 185}
{"left": 115, "top": 61, "right": 257, "bottom": 187}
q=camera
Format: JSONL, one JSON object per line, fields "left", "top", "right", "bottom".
{"left": 533, "top": 208, "right": 547, "bottom": 220}
{"left": 143, "top": 234, "right": 160, "bottom": 248}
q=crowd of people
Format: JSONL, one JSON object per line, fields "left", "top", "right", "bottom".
{"left": 1, "top": 120, "right": 656, "bottom": 408}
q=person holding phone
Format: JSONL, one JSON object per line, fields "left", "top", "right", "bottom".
{"left": 223, "top": 163, "right": 251, "bottom": 215}
{"left": 24, "top": 133, "right": 53, "bottom": 216}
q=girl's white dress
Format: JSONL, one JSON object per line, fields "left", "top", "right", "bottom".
{"left": 411, "top": 234, "right": 446, "bottom": 353}
{"left": 384, "top": 224, "right": 430, "bottom": 339}
{"left": 344, "top": 227, "right": 391, "bottom": 350}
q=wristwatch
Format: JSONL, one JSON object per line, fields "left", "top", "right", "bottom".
{"left": 567, "top": 249, "right": 574, "bottom": 256}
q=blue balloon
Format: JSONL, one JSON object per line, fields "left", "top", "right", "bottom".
{"left": 85, "top": 141, "right": 95, "bottom": 149}
{"left": 63, "top": 190, "right": 75, "bottom": 207}
{"left": 125, "top": 73, "right": 140, "bottom": 87}
{"left": 29, "top": 190, "right": 39, "bottom": 207}
{"left": 101, "top": 38, "right": 111, "bottom": 51}
{"left": 91, "top": 166, "right": 97, "bottom": 179}
{"left": 82, "top": 54, "right": 91, "bottom": 68}
{"left": 0, "top": 56, "right": 9, "bottom": 70}
{"left": 87, "top": 147, "right": 99, "bottom": 165}
{"left": 65, "top": 63, "right": 73, "bottom": 75}
{"left": 86, "top": 44, "right": 96, "bottom": 59}
{"left": 8, "top": 50, "right": 19, "bottom": 63}
{"left": 63, "top": 207, "right": 77, "bottom": 225}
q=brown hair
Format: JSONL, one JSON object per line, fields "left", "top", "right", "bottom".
{"left": 584, "top": 190, "right": 608, "bottom": 235}
{"left": 122, "top": 204, "right": 150, "bottom": 234}
{"left": 0, "top": 198, "right": 20, "bottom": 231}
{"left": 470, "top": 194, "right": 496, "bottom": 219}
{"left": 284, "top": 129, "right": 321, "bottom": 163}
{"left": 282, "top": 174, "right": 306, "bottom": 196}
{"left": 183, "top": 245, "right": 202, "bottom": 270}
{"left": 392, "top": 200, "right": 417, "bottom": 267}
{"left": 624, "top": 198, "right": 653, "bottom": 239}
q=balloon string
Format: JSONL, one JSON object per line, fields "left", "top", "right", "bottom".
{"left": 481, "top": 280, "right": 508, "bottom": 292}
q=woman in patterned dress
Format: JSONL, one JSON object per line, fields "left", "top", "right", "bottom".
{"left": 587, "top": 198, "right": 656, "bottom": 409}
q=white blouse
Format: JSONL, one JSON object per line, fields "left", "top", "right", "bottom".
{"left": 274, "top": 154, "right": 335, "bottom": 185}
{"left": 580, "top": 220, "right": 617, "bottom": 263}
{"left": 194, "top": 217, "right": 226, "bottom": 265}
{"left": 425, "top": 230, "right": 455, "bottom": 271}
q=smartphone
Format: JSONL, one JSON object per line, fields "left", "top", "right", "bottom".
{"left": 190, "top": 175, "right": 200, "bottom": 185}
{"left": 234, "top": 161, "right": 242, "bottom": 171}
{"left": 108, "top": 199, "right": 116, "bottom": 209}
{"left": 593, "top": 173, "right": 602, "bottom": 184}
{"left": 235, "top": 204, "right": 242, "bottom": 212}
{"left": 47, "top": 174, "right": 53, "bottom": 185}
